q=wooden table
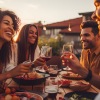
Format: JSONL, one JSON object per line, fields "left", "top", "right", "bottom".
{"left": 6, "top": 71, "right": 100, "bottom": 100}
{"left": 55, "top": 71, "right": 100, "bottom": 100}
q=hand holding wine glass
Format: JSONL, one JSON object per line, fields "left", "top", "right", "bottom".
{"left": 39, "top": 46, "right": 52, "bottom": 72}
{"left": 62, "top": 43, "right": 73, "bottom": 70}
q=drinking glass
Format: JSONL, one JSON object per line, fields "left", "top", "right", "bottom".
{"left": 62, "top": 43, "right": 73, "bottom": 70}
{"left": 45, "top": 77, "right": 59, "bottom": 100}
{"left": 62, "top": 43, "right": 73, "bottom": 53}
{"left": 40, "top": 46, "right": 52, "bottom": 62}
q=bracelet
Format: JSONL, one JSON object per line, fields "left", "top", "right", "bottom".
{"left": 84, "top": 69, "right": 92, "bottom": 82}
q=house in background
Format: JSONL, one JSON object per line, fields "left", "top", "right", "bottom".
{"left": 36, "top": 11, "right": 93, "bottom": 56}
{"left": 41, "top": 11, "right": 93, "bottom": 42}
{"left": 42, "top": 17, "right": 82, "bottom": 55}
{"left": 79, "top": 11, "right": 93, "bottom": 22}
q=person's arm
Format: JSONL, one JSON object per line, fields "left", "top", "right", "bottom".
{"left": 77, "top": 66, "right": 100, "bottom": 89}
{"left": 0, "top": 71, "right": 13, "bottom": 81}
{"left": 0, "top": 62, "right": 32, "bottom": 81}
{"left": 61, "top": 52, "right": 100, "bottom": 89}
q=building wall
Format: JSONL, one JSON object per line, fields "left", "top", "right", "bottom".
{"left": 62, "top": 35, "right": 80, "bottom": 43}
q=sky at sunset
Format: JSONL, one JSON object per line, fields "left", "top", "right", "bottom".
{"left": 0, "top": 0, "right": 95, "bottom": 25}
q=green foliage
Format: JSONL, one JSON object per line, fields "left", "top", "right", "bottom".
{"left": 38, "top": 35, "right": 65, "bottom": 56}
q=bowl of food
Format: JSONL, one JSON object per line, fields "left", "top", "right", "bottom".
{"left": 64, "top": 91, "right": 97, "bottom": 100}
{"left": 13, "top": 72, "right": 50, "bottom": 86}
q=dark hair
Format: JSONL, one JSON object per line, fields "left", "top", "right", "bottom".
{"left": 17, "top": 24, "right": 38, "bottom": 64}
{"left": 80, "top": 20, "right": 99, "bottom": 36}
{"left": 0, "top": 9, "right": 20, "bottom": 65}
{"left": 95, "top": 0, "right": 100, "bottom": 2}
{"left": 0, "top": 9, "right": 20, "bottom": 32}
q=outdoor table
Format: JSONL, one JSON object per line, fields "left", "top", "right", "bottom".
{"left": 6, "top": 70, "right": 100, "bottom": 100}
{"left": 56, "top": 71, "right": 100, "bottom": 100}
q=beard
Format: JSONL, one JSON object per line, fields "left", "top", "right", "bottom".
{"left": 82, "top": 41, "right": 95, "bottom": 50}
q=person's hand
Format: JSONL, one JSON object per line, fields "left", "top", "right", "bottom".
{"left": 10, "top": 62, "right": 32, "bottom": 77}
{"left": 33, "top": 57, "right": 46, "bottom": 67}
{"left": 61, "top": 52, "right": 82, "bottom": 73}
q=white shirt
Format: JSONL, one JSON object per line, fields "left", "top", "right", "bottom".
{"left": 4, "top": 43, "right": 40, "bottom": 72}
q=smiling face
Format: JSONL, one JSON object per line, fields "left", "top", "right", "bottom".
{"left": 27, "top": 25, "right": 38, "bottom": 44}
{"left": 0, "top": 15, "right": 14, "bottom": 42}
{"left": 80, "top": 28, "right": 96, "bottom": 49}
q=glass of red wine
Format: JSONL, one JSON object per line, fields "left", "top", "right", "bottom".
{"left": 40, "top": 46, "right": 52, "bottom": 62}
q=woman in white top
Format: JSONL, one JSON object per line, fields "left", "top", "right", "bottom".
{"left": 5, "top": 24, "right": 45, "bottom": 71}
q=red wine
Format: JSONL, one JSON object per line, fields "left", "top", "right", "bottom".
{"left": 41, "top": 57, "right": 51, "bottom": 61}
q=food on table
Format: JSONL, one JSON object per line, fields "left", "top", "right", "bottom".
{"left": 12, "top": 95, "right": 20, "bottom": 100}
{"left": 28, "top": 72, "right": 43, "bottom": 79}
{"left": 69, "top": 81, "right": 91, "bottom": 91}
{"left": 61, "top": 72, "right": 83, "bottom": 79}
{"left": 5, "top": 94, "right": 13, "bottom": 100}
{"left": 5, "top": 87, "right": 11, "bottom": 94}
{"left": 59, "top": 97, "right": 64, "bottom": 100}
{"left": 0, "top": 87, "right": 42, "bottom": 100}
{"left": 68, "top": 93, "right": 92, "bottom": 100}
{"left": 62, "top": 72, "right": 79, "bottom": 77}
{"left": 17, "top": 71, "right": 43, "bottom": 80}
{"left": 58, "top": 79, "right": 72, "bottom": 87}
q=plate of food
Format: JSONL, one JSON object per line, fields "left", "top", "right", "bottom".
{"left": 0, "top": 91, "right": 43, "bottom": 100}
{"left": 61, "top": 72, "right": 83, "bottom": 80}
{"left": 69, "top": 81, "right": 91, "bottom": 91}
{"left": 64, "top": 91, "right": 97, "bottom": 100}
{"left": 13, "top": 71, "right": 50, "bottom": 86}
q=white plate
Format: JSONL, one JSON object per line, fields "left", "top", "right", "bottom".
{"left": 16, "top": 92, "right": 43, "bottom": 100}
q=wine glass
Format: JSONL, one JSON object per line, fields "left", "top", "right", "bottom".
{"left": 62, "top": 43, "right": 73, "bottom": 53}
{"left": 62, "top": 43, "right": 73, "bottom": 70}
{"left": 40, "top": 46, "right": 52, "bottom": 62}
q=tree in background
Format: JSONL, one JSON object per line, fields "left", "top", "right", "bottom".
{"left": 38, "top": 34, "right": 65, "bottom": 56}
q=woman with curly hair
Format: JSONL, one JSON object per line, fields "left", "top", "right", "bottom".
{"left": 0, "top": 9, "right": 32, "bottom": 82}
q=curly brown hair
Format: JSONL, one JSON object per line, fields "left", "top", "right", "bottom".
{"left": 0, "top": 9, "right": 21, "bottom": 32}
{"left": 0, "top": 9, "right": 21, "bottom": 65}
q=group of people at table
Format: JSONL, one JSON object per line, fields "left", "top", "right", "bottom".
{"left": 0, "top": 0, "right": 100, "bottom": 95}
